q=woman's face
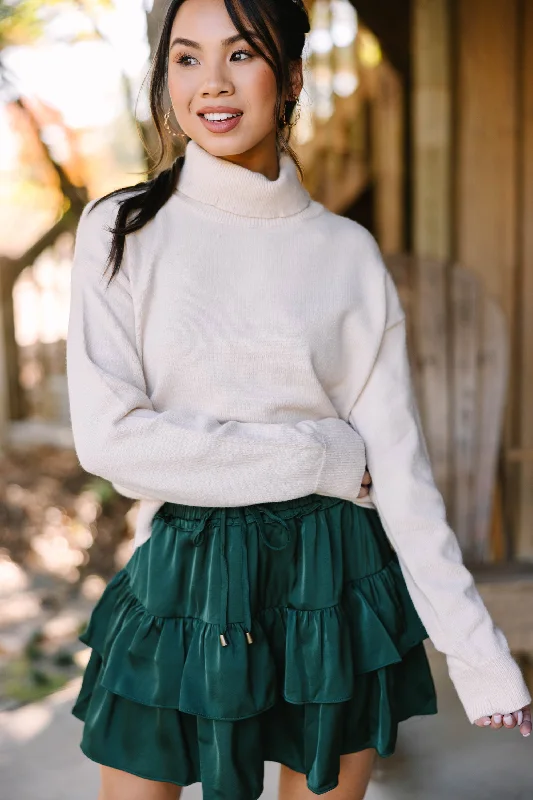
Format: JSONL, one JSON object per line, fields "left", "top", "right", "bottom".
{"left": 167, "top": 0, "right": 300, "bottom": 165}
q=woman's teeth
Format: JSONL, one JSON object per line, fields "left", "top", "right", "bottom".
{"left": 202, "top": 112, "right": 242, "bottom": 121}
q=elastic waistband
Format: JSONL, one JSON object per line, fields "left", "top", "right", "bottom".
{"left": 156, "top": 493, "right": 346, "bottom": 524}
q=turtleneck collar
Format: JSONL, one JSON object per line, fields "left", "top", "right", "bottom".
{"left": 176, "top": 139, "right": 312, "bottom": 220}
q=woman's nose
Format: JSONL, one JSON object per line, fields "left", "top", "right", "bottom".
{"left": 201, "top": 83, "right": 232, "bottom": 97}
{"left": 200, "top": 64, "right": 234, "bottom": 96}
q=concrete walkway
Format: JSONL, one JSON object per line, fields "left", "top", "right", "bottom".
{"left": 0, "top": 642, "right": 531, "bottom": 800}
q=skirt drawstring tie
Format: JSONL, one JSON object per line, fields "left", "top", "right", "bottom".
{"left": 188, "top": 504, "right": 298, "bottom": 647}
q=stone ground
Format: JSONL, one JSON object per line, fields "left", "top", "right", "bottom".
{"left": 1, "top": 641, "right": 531, "bottom": 800}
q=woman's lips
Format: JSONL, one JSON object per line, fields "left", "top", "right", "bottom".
{"left": 198, "top": 113, "right": 243, "bottom": 134}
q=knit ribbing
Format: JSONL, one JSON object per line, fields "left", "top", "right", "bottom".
{"left": 176, "top": 139, "right": 313, "bottom": 220}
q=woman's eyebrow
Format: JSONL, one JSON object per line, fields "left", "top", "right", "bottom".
{"left": 170, "top": 33, "right": 255, "bottom": 50}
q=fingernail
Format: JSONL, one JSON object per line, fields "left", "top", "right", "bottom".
{"left": 523, "top": 732, "right": 530, "bottom": 737}
{"left": 483, "top": 719, "right": 491, "bottom": 726}
{"left": 504, "top": 714, "right": 513, "bottom": 725}
{"left": 493, "top": 714, "right": 502, "bottom": 724}
{"left": 518, "top": 710, "right": 523, "bottom": 725}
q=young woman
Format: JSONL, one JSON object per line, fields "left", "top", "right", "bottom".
{"left": 66, "top": 0, "right": 532, "bottom": 798}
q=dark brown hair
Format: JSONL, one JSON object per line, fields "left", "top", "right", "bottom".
{"left": 89, "top": 0, "right": 310, "bottom": 284}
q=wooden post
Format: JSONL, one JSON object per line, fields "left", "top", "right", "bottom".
{"left": 372, "top": 62, "right": 405, "bottom": 254}
{"left": 455, "top": 0, "right": 519, "bottom": 319}
{"left": 412, "top": 0, "right": 452, "bottom": 260}
{"left": 455, "top": 0, "right": 520, "bottom": 561}
{"left": 517, "top": 0, "right": 533, "bottom": 561}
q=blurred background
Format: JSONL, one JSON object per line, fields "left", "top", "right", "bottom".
{"left": 1, "top": 1, "right": 533, "bottom": 798}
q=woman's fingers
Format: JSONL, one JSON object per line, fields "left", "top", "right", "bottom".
{"left": 357, "top": 469, "right": 373, "bottom": 498}
{"left": 475, "top": 705, "right": 532, "bottom": 737}
{"left": 361, "top": 469, "right": 372, "bottom": 486}
{"left": 504, "top": 705, "right": 532, "bottom": 737}
{"left": 490, "top": 712, "right": 517, "bottom": 729}
{"left": 520, "top": 705, "right": 532, "bottom": 737}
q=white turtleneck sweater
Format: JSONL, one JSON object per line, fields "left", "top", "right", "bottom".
{"left": 66, "top": 139, "right": 531, "bottom": 725}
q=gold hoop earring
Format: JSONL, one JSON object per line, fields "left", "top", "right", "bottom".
{"left": 164, "top": 107, "right": 187, "bottom": 140}
{"left": 290, "top": 101, "right": 301, "bottom": 127}
{"left": 282, "top": 99, "right": 301, "bottom": 129}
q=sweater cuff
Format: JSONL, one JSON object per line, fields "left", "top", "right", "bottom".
{"left": 314, "top": 418, "right": 367, "bottom": 501}
{"left": 447, "top": 650, "right": 532, "bottom": 724}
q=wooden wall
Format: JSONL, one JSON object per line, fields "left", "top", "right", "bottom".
{"left": 411, "top": 0, "right": 533, "bottom": 560}
{"left": 454, "top": 0, "right": 533, "bottom": 561}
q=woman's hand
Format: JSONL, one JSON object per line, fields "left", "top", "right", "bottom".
{"left": 474, "top": 704, "right": 531, "bottom": 737}
{"left": 357, "top": 468, "right": 372, "bottom": 498}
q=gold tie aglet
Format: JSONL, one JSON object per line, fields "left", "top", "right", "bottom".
{"left": 220, "top": 633, "right": 228, "bottom": 646}
{"left": 245, "top": 630, "right": 253, "bottom": 644}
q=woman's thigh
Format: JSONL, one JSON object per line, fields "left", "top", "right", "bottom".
{"left": 97, "top": 765, "right": 182, "bottom": 800}
{"left": 278, "top": 748, "right": 377, "bottom": 800}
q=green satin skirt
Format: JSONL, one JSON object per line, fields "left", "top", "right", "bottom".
{"left": 71, "top": 493, "right": 438, "bottom": 798}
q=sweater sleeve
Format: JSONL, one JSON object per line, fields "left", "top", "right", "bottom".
{"left": 66, "top": 199, "right": 367, "bottom": 507}
{"left": 348, "top": 264, "right": 531, "bottom": 725}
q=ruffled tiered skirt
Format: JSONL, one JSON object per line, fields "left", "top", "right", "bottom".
{"left": 71, "top": 493, "right": 438, "bottom": 798}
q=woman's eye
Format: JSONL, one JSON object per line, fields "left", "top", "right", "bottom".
{"left": 173, "top": 49, "right": 253, "bottom": 67}
{"left": 175, "top": 53, "right": 198, "bottom": 67}
{"left": 231, "top": 49, "right": 254, "bottom": 61}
